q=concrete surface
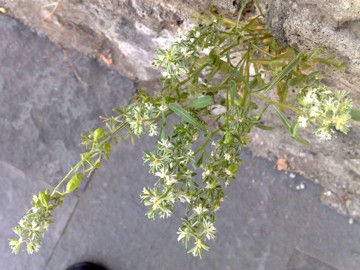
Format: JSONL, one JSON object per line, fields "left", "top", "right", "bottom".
{"left": 1, "top": 0, "right": 360, "bottom": 225}
{"left": 1, "top": 13, "right": 360, "bottom": 270}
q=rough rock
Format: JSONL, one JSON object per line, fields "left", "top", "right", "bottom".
{"left": 260, "top": 0, "right": 360, "bottom": 76}
{"left": 0, "top": 0, "right": 359, "bottom": 219}
{"left": 250, "top": 0, "right": 360, "bottom": 219}
{"left": 0, "top": 0, "right": 240, "bottom": 81}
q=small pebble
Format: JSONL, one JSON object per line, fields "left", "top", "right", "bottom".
{"left": 289, "top": 173, "right": 296, "bottom": 179}
{"left": 349, "top": 218, "right": 354, "bottom": 225}
{"left": 296, "top": 183, "right": 305, "bottom": 190}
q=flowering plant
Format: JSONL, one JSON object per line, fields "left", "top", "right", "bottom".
{"left": 9, "top": 5, "right": 359, "bottom": 257}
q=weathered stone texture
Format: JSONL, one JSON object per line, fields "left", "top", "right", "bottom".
{"left": 260, "top": 0, "right": 360, "bottom": 76}
{"left": 0, "top": 0, "right": 359, "bottom": 218}
{"left": 0, "top": 0, "right": 239, "bottom": 81}
{"left": 250, "top": 0, "right": 360, "bottom": 219}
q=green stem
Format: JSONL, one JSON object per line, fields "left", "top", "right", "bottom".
{"left": 51, "top": 160, "right": 83, "bottom": 196}
{"left": 194, "top": 128, "right": 221, "bottom": 156}
{"left": 251, "top": 92, "right": 303, "bottom": 113}
{"left": 51, "top": 121, "right": 129, "bottom": 196}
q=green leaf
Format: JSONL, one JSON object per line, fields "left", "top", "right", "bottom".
{"left": 65, "top": 173, "right": 84, "bottom": 194}
{"left": 227, "top": 164, "right": 239, "bottom": 175}
{"left": 229, "top": 80, "right": 236, "bottom": 106}
{"left": 38, "top": 192, "right": 49, "bottom": 208}
{"left": 93, "top": 128, "right": 105, "bottom": 140}
{"left": 350, "top": 109, "right": 360, "bottom": 121}
{"left": 169, "top": 103, "right": 207, "bottom": 131}
{"left": 103, "top": 142, "right": 112, "bottom": 152}
{"left": 195, "top": 150, "right": 205, "bottom": 168}
{"left": 258, "top": 53, "right": 303, "bottom": 94}
{"left": 254, "top": 124, "right": 274, "bottom": 130}
{"left": 273, "top": 105, "right": 309, "bottom": 145}
{"left": 272, "top": 105, "right": 291, "bottom": 130}
{"left": 186, "top": 95, "right": 213, "bottom": 110}
{"left": 308, "top": 48, "right": 325, "bottom": 60}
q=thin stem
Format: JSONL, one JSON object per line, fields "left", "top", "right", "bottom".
{"left": 251, "top": 92, "right": 303, "bottom": 113}
{"left": 51, "top": 160, "right": 83, "bottom": 196}
{"left": 194, "top": 128, "right": 221, "bottom": 156}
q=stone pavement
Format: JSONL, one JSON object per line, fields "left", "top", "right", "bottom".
{"left": 1, "top": 14, "right": 360, "bottom": 270}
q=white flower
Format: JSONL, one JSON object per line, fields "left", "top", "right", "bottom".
{"left": 165, "top": 174, "right": 177, "bottom": 185}
{"left": 225, "top": 169, "right": 233, "bottom": 177}
{"left": 194, "top": 205, "right": 208, "bottom": 215}
{"left": 155, "top": 167, "right": 168, "bottom": 179}
{"left": 148, "top": 123, "right": 158, "bottom": 137}
{"left": 303, "top": 91, "right": 318, "bottom": 105}
{"left": 144, "top": 103, "right": 154, "bottom": 110}
{"left": 309, "top": 105, "right": 320, "bottom": 118}
{"left": 159, "top": 104, "right": 167, "bottom": 112}
{"left": 202, "top": 169, "right": 211, "bottom": 178}
{"left": 203, "top": 220, "right": 216, "bottom": 240}
{"left": 158, "top": 139, "right": 172, "bottom": 149}
{"left": 224, "top": 153, "right": 231, "bottom": 161}
{"left": 298, "top": 116, "right": 308, "bottom": 128}
{"left": 159, "top": 209, "right": 172, "bottom": 219}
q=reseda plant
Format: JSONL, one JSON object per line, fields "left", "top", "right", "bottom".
{"left": 10, "top": 5, "right": 359, "bottom": 257}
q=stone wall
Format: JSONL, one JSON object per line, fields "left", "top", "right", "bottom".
{"left": 1, "top": 0, "right": 359, "bottom": 218}
{"left": 0, "top": 0, "right": 239, "bottom": 81}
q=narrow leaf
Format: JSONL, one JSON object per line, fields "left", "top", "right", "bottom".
{"left": 273, "top": 106, "right": 310, "bottom": 145}
{"left": 186, "top": 95, "right": 213, "bottom": 110}
{"left": 229, "top": 80, "right": 236, "bottom": 107}
{"left": 169, "top": 103, "right": 207, "bottom": 131}
{"left": 258, "top": 53, "right": 303, "bottom": 94}
{"left": 195, "top": 150, "right": 205, "bottom": 168}
{"left": 254, "top": 124, "right": 274, "bottom": 130}
{"left": 272, "top": 105, "right": 291, "bottom": 130}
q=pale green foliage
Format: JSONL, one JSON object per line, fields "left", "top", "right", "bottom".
{"left": 9, "top": 189, "right": 62, "bottom": 254}
{"left": 10, "top": 5, "right": 358, "bottom": 257}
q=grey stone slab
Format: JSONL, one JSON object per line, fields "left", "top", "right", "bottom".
{"left": 0, "top": 14, "right": 135, "bottom": 189}
{"left": 0, "top": 160, "right": 77, "bottom": 270}
{"left": 297, "top": 199, "right": 360, "bottom": 270}
{"left": 287, "top": 249, "right": 338, "bottom": 270}
{"left": 45, "top": 140, "right": 321, "bottom": 270}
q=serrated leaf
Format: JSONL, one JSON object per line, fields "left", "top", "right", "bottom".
{"left": 350, "top": 109, "right": 360, "bottom": 121}
{"left": 169, "top": 103, "right": 207, "bottom": 131}
{"left": 186, "top": 95, "right": 213, "bottom": 110}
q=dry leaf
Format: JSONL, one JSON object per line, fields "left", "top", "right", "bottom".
{"left": 99, "top": 54, "right": 113, "bottom": 66}
{"left": 274, "top": 158, "right": 290, "bottom": 171}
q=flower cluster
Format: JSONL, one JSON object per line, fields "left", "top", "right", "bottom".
{"left": 152, "top": 23, "right": 220, "bottom": 81}
{"left": 9, "top": 190, "right": 63, "bottom": 254}
{"left": 141, "top": 122, "right": 198, "bottom": 220}
{"left": 125, "top": 102, "right": 160, "bottom": 137}
{"left": 297, "top": 84, "right": 353, "bottom": 140}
